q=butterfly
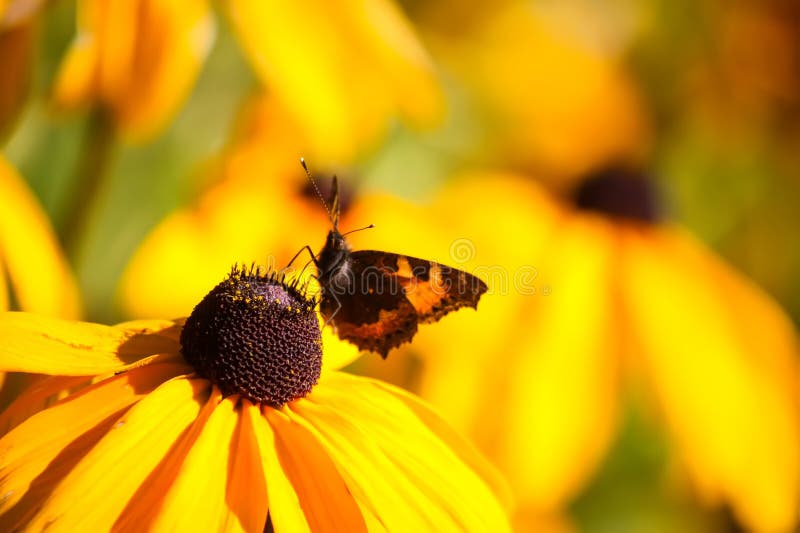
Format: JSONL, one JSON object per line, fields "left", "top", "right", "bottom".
{"left": 296, "top": 160, "right": 488, "bottom": 358}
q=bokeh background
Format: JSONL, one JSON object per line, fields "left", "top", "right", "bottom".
{"left": 2, "top": 0, "right": 799, "bottom": 531}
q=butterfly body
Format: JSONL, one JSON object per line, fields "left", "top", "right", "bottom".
{"left": 305, "top": 167, "right": 487, "bottom": 358}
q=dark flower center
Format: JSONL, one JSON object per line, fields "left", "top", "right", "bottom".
{"left": 299, "top": 171, "right": 354, "bottom": 215}
{"left": 180, "top": 265, "right": 322, "bottom": 407}
{"left": 573, "top": 167, "right": 661, "bottom": 223}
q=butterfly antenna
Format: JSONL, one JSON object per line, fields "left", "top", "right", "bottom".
{"left": 301, "top": 158, "right": 332, "bottom": 222}
{"left": 341, "top": 224, "right": 375, "bottom": 237}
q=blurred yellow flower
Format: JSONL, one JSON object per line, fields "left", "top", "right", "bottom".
{"left": 0, "top": 265, "right": 510, "bottom": 531}
{"left": 52, "top": 0, "right": 216, "bottom": 140}
{"left": 226, "top": 0, "right": 444, "bottom": 162}
{"left": 347, "top": 170, "right": 799, "bottom": 532}
{"left": 417, "top": 1, "right": 650, "bottom": 188}
{"left": 0, "top": 156, "right": 80, "bottom": 318}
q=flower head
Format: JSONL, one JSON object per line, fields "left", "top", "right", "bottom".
{"left": 0, "top": 266, "right": 510, "bottom": 531}
{"left": 349, "top": 170, "right": 800, "bottom": 532}
{"left": 180, "top": 265, "right": 322, "bottom": 406}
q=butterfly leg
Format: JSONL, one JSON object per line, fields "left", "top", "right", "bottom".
{"left": 284, "top": 245, "right": 319, "bottom": 270}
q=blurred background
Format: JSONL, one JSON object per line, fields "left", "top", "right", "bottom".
{"left": 1, "top": 0, "right": 799, "bottom": 531}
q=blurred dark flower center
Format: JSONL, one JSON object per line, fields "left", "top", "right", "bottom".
{"left": 300, "top": 171, "right": 355, "bottom": 216}
{"left": 180, "top": 265, "right": 322, "bottom": 407}
{"left": 573, "top": 168, "right": 661, "bottom": 223}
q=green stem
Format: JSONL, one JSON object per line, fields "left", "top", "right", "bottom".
{"left": 63, "top": 108, "right": 116, "bottom": 258}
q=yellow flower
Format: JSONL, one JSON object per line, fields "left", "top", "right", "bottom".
{"left": 416, "top": 1, "right": 650, "bottom": 187}
{"left": 226, "top": 0, "right": 443, "bottom": 162}
{"left": 0, "top": 266, "right": 510, "bottom": 531}
{"left": 348, "top": 170, "right": 800, "bottom": 532}
{"left": 52, "top": 0, "right": 215, "bottom": 140}
{"left": 0, "top": 156, "right": 80, "bottom": 318}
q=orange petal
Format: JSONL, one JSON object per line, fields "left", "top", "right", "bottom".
{"left": 621, "top": 226, "right": 800, "bottom": 532}
{"left": 0, "top": 364, "right": 188, "bottom": 528}
{"left": 226, "top": 400, "right": 269, "bottom": 532}
{"left": 0, "top": 159, "right": 81, "bottom": 318}
{"left": 294, "top": 373, "right": 511, "bottom": 531}
{"left": 0, "top": 313, "right": 181, "bottom": 375}
{"left": 22, "top": 377, "right": 210, "bottom": 531}
{"left": 265, "top": 407, "right": 367, "bottom": 533}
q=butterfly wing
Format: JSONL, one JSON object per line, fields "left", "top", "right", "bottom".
{"left": 320, "top": 250, "right": 488, "bottom": 357}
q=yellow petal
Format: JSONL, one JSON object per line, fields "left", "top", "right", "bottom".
{"left": 146, "top": 395, "right": 249, "bottom": 532}
{"left": 227, "top": 0, "right": 441, "bottom": 161}
{"left": 265, "top": 407, "right": 367, "bottom": 533}
{"left": 294, "top": 372, "right": 511, "bottom": 531}
{"left": 245, "top": 403, "right": 310, "bottom": 533}
{"left": 116, "top": 0, "right": 215, "bottom": 139}
{"left": 0, "top": 257, "right": 8, "bottom": 311}
{"left": 0, "top": 364, "right": 189, "bottom": 528}
{"left": 0, "top": 374, "right": 92, "bottom": 435}
{"left": 321, "top": 325, "right": 361, "bottom": 374}
{"left": 621, "top": 226, "right": 800, "bottom": 532}
{"left": 369, "top": 377, "right": 513, "bottom": 511}
{"left": 93, "top": 0, "right": 138, "bottom": 104}
{"left": 0, "top": 313, "right": 182, "bottom": 375}
{"left": 226, "top": 400, "right": 269, "bottom": 533}
{"left": 51, "top": 31, "right": 98, "bottom": 111}
{"left": 290, "top": 399, "right": 438, "bottom": 531}
{"left": 111, "top": 384, "right": 220, "bottom": 530}
{"left": 23, "top": 377, "right": 210, "bottom": 531}
{"left": 0, "top": 158, "right": 81, "bottom": 318}
{"left": 498, "top": 214, "right": 620, "bottom": 511}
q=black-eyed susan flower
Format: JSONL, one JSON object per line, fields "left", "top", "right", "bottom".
{"left": 0, "top": 265, "right": 511, "bottom": 531}
{"left": 52, "top": 0, "right": 216, "bottom": 140}
{"left": 346, "top": 170, "right": 800, "bottom": 532}
{"left": 0, "top": 156, "right": 80, "bottom": 318}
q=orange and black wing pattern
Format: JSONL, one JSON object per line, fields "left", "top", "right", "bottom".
{"left": 319, "top": 250, "right": 488, "bottom": 357}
